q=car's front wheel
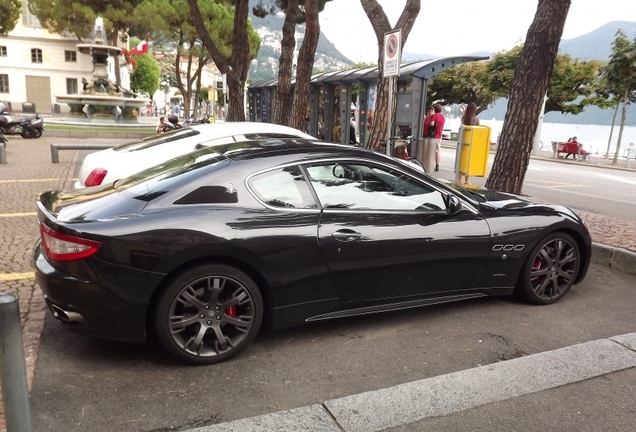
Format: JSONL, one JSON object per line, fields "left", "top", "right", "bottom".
{"left": 517, "top": 232, "right": 580, "bottom": 305}
{"left": 154, "top": 264, "right": 263, "bottom": 365}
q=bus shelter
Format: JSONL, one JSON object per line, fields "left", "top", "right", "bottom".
{"left": 247, "top": 56, "right": 488, "bottom": 147}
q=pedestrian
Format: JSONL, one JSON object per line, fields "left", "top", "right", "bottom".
{"left": 349, "top": 115, "right": 357, "bottom": 145}
{"left": 304, "top": 116, "right": 311, "bottom": 134}
{"left": 431, "top": 104, "right": 445, "bottom": 171}
{"left": 156, "top": 116, "right": 165, "bottom": 133}
{"left": 459, "top": 102, "right": 480, "bottom": 183}
{"left": 332, "top": 118, "right": 342, "bottom": 143}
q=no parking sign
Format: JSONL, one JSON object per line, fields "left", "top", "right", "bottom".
{"left": 383, "top": 30, "right": 401, "bottom": 77}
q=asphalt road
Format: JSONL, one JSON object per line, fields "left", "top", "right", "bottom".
{"left": 436, "top": 147, "right": 636, "bottom": 221}
{"left": 29, "top": 262, "right": 636, "bottom": 431}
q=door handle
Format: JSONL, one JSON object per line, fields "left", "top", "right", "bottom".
{"left": 331, "top": 230, "right": 362, "bottom": 241}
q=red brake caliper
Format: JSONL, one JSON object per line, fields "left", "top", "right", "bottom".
{"left": 226, "top": 305, "right": 237, "bottom": 317}
{"left": 531, "top": 256, "right": 542, "bottom": 282}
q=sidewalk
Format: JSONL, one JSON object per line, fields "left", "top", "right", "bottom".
{"left": 1, "top": 135, "right": 635, "bottom": 431}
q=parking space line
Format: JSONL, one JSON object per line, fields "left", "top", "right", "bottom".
{"left": 0, "top": 179, "right": 61, "bottom": 184}
{"left": 0, "top": 272, "right": 35, "bottom": 281}
{"left": 0, "top": 212, "right": 37, "bottom": 217}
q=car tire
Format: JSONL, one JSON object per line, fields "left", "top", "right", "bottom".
{"left": 516, "top": 232, "right": 580, "bottom": 305}
{"left": 154, "top": 264, "right": 263, "bottom": 365}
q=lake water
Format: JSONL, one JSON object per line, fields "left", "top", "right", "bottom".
{"left": 447, "top": 118, "right": 636, "bottom": 158}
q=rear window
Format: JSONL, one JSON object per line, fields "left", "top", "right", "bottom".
{"left": 113, "top": 128, "right": 200, "bottom": 152}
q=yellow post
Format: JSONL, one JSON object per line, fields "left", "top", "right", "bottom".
{"left": 457, "top": 125, "right": 491, "bottom": 181}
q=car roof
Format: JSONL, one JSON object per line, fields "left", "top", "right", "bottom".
{"left": 188, "top": 121, "right": 316, "bottom": 139}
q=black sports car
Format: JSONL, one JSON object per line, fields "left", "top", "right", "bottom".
{"left": 33, "top": 138, "right": 592, "bottom": 364}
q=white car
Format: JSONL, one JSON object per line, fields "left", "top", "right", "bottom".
{"left": 74, "top": 122, "right": 316, "bottom": 188}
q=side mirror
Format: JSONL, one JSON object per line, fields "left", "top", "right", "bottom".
{"left": 448, "top": 195, "right": 462, "bottom": 215}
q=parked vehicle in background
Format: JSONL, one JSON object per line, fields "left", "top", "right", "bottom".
{"left": 33, "top": 138, "right": 592, "bottom": 365}
{"left": 0, "top": 101, "right": 45, "bottom": 139}
{"left": 74, "top": 122, "right": 317, "bottom": 188}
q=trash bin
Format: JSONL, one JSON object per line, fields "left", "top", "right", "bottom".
{"left": 22, "top": 102, "right": 36, "bottom": 113}
{"left": 455, "top": 125, "right": 491, "bottom": 182}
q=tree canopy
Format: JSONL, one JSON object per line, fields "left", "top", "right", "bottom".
{"left": 0, "top": 0, "right": 21, "bottom": 36}
{"left": 428, "top": 45, "right": 605, "bottom": 117}
{"left": 602, "top": 30, "right": 636, "bottom": 164}
{"left": 130, "top": 52, "right": 161, "bottom": 96}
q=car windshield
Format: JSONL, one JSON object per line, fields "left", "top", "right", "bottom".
{"left": 112, "top": 128, "right": 200, "bottom": 152}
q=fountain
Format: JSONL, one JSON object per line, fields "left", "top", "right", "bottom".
{"left": 55, "top": 17, "right": 146, "bottom": 123}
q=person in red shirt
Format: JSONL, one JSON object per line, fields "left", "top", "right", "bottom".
{"left": 431, "top": 104, "right": 445, "bottom": 171}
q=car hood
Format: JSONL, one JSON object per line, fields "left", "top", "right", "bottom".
{"left": 440, "top": 180, "right": 579, "bottom": 216}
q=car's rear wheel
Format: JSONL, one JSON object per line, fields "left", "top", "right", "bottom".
{"left": 154, "top": 264, "right": 263, "bottom": 365}
{"left": 517, "top": 232, "right": 580, "bottom": 305}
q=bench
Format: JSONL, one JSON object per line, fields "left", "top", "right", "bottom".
{"left": 50, "top": 143, "right": 114, "bottom": 163}
{"left": 551, "top": 141, "right": 589, "bottom": 161}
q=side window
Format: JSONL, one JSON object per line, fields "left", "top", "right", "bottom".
{"left": 304, "top": 161, "right": 447, "bottom": 211}
{"left": 249, "top": 166, "right": 317, "bottom": 209}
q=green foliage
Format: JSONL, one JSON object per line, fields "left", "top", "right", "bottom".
{"left": 29, "top": 0, "right": 142, "bottom": 42}
{"left": 199, "top": 86, "right": 208, "bottom": 102}
{"left": 252, "top": 0, "right": 333, "bottom": 24}
{"left": 131, "top": 53, "right": 161, "bottom": 95}
{"left": 0, "top": 0, "right": 21, "bottom": 36}
{"left": 604, "top": 30, "right": 636, "bottom": 98}
{"left": 429, "top": 44, "right": 606, "bottom": 116}
{"left": 349, "top": 61, "right": 377, "bottom": 69}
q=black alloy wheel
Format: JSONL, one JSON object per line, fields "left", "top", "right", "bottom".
{"left": 20, "top": 130, "right": 33, "bottom": 139}
{"left": 155, "top": 264, "right": 263, "bottom": 365}
{"left": 32, "top": 128, "right": 42, "bottom": 138}
{"left": 518, "top": 232, "right": 580, "bottom": 305}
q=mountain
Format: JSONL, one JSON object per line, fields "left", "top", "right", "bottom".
{"left": 559, "top": 21, "right": 636, "bottom": 60}
{"left": 248, "top": 6, "right": 354, "bottom": 83}
{"left": 479, "top": 21, "right": 636, "bottom": 126}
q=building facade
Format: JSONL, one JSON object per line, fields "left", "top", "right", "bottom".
{"left": 0, "top": 1, "right": 130, "bottom": 114}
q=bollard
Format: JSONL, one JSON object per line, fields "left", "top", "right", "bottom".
{"left": 0, "top": 293, "right": 33, "bottom": 432}
{"left": 0, "top": 141, "right": 6, "bottom": 164}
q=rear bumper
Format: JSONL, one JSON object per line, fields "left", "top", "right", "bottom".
{"left": 32, "top": 241, "right": 151, "bottom": 342}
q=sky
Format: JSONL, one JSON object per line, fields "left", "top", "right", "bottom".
{"left": 318, "top": 0, "right": 636, "bottom": 62}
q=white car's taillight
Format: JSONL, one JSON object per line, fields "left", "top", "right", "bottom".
{"left": 85, "top": 168, "right": 108, "bottom": 187}
{"left": 40, "top": 223, "right": 101, "bottom": 261}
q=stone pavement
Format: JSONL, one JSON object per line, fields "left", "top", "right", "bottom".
{"left": 0, "top": 135, "right": 635, "bottom": 431}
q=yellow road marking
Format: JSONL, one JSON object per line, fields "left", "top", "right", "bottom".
{"left": 0, "top": 179, "right": 61, "bottom": 184}
{"left": 0, "top": 212, "right": 37, "bottom": 217}
{"left": 0, "top": 272, "right": 35, "bottom": 281}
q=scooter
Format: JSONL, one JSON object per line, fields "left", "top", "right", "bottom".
{"left": 0, "top": 113, "right": 45, "bottom": 139}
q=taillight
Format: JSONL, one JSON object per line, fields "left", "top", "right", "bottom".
{"left": 40, "top": 223, "right": 101, "bottom": 261}
{"left": 85, "top": 168, "right": 108, "bottom": 187}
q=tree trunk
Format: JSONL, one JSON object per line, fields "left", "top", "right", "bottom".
{"left": 612, "top": 87, "right": 629, "bottom": 165}
{"left": 485, "top": 0, "right": 570, "bottom": 195}
{"left": 273, "top": 0, "right": 298, "bottom": 125}
{"left": 290, "top": 0, "right": 320, "bottom": 131}
{"left": 227, "top": 0, "right": 251, "bottom": 121}
{"left": 360, "top": 0, "right": 421, "bottom": 150}
{"left": 187, "top": 0, "right": 250, "bottom": 122}
{"left": 604, "top": 100, "right": 620, "bottom": 158}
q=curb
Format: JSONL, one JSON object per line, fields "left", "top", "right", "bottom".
{"left": 592, "top": 243, "right": 636, "bottom": 276}
{"left": 185, "top": 333, "right": 636, "bottom": 432}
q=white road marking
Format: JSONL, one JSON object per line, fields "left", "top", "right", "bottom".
{"left": 593, "top": 173, "right": 636, "bottom": 186}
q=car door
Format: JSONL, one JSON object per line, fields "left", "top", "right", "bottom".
{"left": 303, "top": 160, "right": 492, "bottom": 303}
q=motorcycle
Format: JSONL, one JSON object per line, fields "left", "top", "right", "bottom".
{"left": 0, "top": 114, "right": 45, "bottom": 139}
